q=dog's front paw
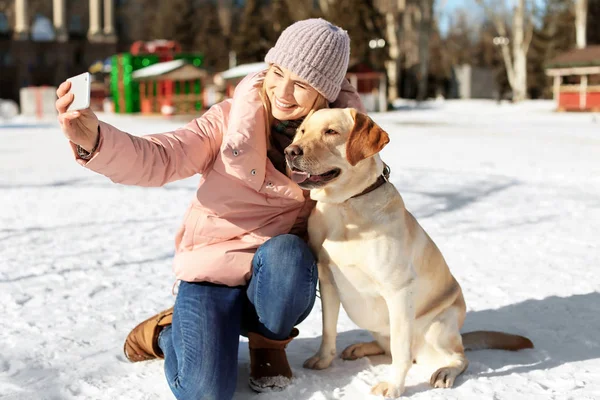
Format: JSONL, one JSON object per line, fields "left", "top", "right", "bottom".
{"left": 341, "top": 341, "right": 384, "bottom": 360}
{"left": 430, "top": 366, "right": 458, "bottom": 388}
{"left": 370, "top": 381, "right": 404, "bottom": 398}
{"left": 303, "top": 350, "right": 335, "bottom": 370}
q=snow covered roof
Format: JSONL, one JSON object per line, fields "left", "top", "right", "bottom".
{"left": 219, "top": 62, "right": 268, "bottom": 80}
{"left": 132, "top": 59, "right": 207, "bottom": 81}
{"left": 546, "top": 46, "right": 600, "bottom": 69}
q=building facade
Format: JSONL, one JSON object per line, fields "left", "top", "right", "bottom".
{"left": 0, "top": 0, "right": 120, "bottom": 103}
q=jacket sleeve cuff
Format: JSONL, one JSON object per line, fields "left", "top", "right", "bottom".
{"left": 69, "top": 121, "right": 114, "bottom": 168}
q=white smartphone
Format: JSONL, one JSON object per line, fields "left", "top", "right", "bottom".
{"left": 66, "top": 72, "right": 91, "bottom": 112}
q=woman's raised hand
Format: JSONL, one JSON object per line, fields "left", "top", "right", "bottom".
{"left": 55, "top": 81, "right": 100, "bottom": 152}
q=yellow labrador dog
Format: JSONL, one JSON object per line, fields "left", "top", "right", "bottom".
{"left": 284, "top": 108, "right": 533, "bottom": 398}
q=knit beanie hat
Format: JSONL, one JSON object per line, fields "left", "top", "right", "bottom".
{"left": 265, "top": 18, "right": 350, "bottom": 102}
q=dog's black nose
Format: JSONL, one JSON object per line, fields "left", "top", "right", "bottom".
{"left": 285, "top": 145, "right": 303, "bottom": 159}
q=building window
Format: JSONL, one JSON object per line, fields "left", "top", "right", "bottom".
{"left": 0, "top": 51, "right": 13, "bottom": 66}
{"left": 69, "top": 15, "right": 83, "bottom": 34}
{"left": 31, "top": 15, "right": 56, "bottom": 41}
{"left": 0, "top": 12, "right": 9, "bottom": 34}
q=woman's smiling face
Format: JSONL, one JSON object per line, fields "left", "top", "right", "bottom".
{"left": 264, "top": 65, "right": 321, "bottom": 121}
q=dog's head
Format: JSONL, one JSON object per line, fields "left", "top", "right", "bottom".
{"left": 284, "top": 108, "right": 389, "bottom": 197}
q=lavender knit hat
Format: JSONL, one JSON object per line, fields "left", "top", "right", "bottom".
{"left": 265, "top": 18, "right": 351, "bottom": 102}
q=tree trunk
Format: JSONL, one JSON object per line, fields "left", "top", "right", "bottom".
{"left": 217, "top": 0, "right": 233, "bottom": 37}
{"left": 417, "top": 0, "right": 433, "bottom": 101}
{"left": 319, "top": 0, "right": 333, "bottom": 15}
{"left": 512, "top": 45, "right": 527, "bottom": 101}
{"left": 385, "top": 11, "right": 402, "bottom": 101}
{"left": 512, "top": 0, "right": 527, "bottom": 101}
{"left": 575, "top": 0, "right": 588, "bottom": 49}
{"left": 476, "top": 0, "right": 532, "bottom": 102}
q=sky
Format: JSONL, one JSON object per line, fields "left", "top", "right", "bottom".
{"left": 437, "top": 0, "right": 548, "bottom": 36}
{"left": 437, "top": 0, "right": 477, "bottom": 37}
{"left": 443, "top": 0, "right": 470, "bottom": 11}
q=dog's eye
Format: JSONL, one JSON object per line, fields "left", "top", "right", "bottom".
{"left": 325, "top": 129, "right": 338, "bottom": 135}
{"left": 301, "top": 129, "right": 305, "bottom": 135}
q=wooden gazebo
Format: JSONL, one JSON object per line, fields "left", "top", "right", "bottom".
{"left": 132, "top": 59, "right": 208, "bottom": 115}
{"left": 545, "top": 46, "right": 600, "bottom": 112}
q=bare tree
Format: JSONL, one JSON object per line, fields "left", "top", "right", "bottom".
{"left": 232, "top": 0, "right": 272, "bottom": 64}
{"left": 375, "top": 0, "right": 406, "bottom": 101}
{"left": 588, "top": 0, "right": 600, "bottom": 44}
{"left": 148, "top": 0, "right": 197, "bottom": 48}
{"left": 319, "top": 0, "right": 333, "bottom": 15}
{"left": 476, "top": 0, "right": 536, "bottom": 101}
{"left": 195, "top": 1, "right": 229, "bottom": 72}
{"left": 575, "top": 0, "right": 588, "bottom": 48}
{"left": 324, "top": 0, "right": 386, "bottom": 69}
{"left": 270, "top": 0, "right": 294, "bottom": 38}
{"left": 417, "top": 0, "right": 434, "bottom": 101}
{"left": 217, "top": 0, "right": 234, "bottom": 38}
{"left": 444, "top": 8, "right": 477, "bottom": 66}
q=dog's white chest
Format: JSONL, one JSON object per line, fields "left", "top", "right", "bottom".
{"left": 312, "top": 197, "right": 412, "bottom": 334}
{"left": 322, "top": 237, "right": 395, "bottom": 333}
{"left": 323, "top": 238, "right": 383, "bottom": 291}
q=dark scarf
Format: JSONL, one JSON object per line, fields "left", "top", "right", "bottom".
{"left": 267, "top": 118, "right": 304, "bottom": 175}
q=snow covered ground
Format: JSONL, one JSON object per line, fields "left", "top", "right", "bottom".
{"left": 1, "top": 100, "right": 599, "bottom": 400}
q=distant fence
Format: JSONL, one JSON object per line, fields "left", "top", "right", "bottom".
{"left": 20, "top": 87, "right": 57, "bottom": 119}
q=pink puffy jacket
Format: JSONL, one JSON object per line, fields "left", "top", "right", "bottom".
{"left": 71, "top": 70, "right": 365, "bottom": 286}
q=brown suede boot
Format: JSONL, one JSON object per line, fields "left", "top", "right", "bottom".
{"left": 123, "top": 307, "right": 173, "bottom": 362}
{"left": 248, "top": 328, "right": 299, "bottom": 392}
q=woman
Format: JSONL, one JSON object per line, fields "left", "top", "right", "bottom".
{"left": 55, "top": 19, "right": 365, "bottom": 400}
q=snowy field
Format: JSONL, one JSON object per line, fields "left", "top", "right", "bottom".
{"left": 1, "top": 100, "right": 599, "bottom": 400}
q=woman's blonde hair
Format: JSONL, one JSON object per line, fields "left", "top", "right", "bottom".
{"left": 258, "top": 66, "right": 329, "bottom": 146}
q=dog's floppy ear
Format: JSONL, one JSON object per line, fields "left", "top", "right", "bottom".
{"left": 346, "top": 109, "right": 390, "bottom": 166}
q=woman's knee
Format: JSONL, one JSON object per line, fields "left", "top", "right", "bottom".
{"left": 261, "top": 233, "right": 307, "bottom": 252}
{"left": 249, "top": 235, "right": 318, "bottom": 334}
{"left": 257, "top": 234, "right": 316, "bottom": 276}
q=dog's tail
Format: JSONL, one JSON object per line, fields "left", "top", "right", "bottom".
{"left": 461, "top": 331, "right": 533, "bottom": 351}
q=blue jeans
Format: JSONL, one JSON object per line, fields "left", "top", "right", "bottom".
{"left": 157, "top": 234, "right": 318, "bottom": 400}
